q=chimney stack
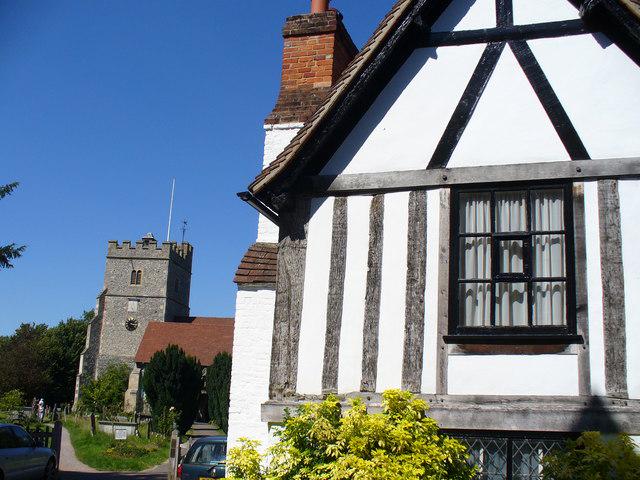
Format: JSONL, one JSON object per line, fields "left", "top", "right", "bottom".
{"left": 311, "top": 0, "right": 329, "bottom": 14}
{"left": 265, "top": 2, "right": 358, "bottom": 125}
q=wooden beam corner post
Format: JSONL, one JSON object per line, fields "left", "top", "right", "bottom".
{"left": 269, "top": 197, "right": 311, "bottom": 399}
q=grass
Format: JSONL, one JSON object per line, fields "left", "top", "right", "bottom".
{"left": 64, "top": 418, "right": 170, "bottom": 472}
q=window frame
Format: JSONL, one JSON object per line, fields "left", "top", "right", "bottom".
{"left": 448, "top": 182, "right": 578, "bottom": 342}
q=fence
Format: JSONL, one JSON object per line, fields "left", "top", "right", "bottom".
{"left": 26, "top": 421, "right": 63, "bottom": 462}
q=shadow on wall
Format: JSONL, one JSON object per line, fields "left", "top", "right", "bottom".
{"left": 571, "top": 395, "right": 624, "bottom": 434}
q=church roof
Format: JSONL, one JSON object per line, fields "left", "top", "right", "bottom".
{"left": 247, "top": 0, "right": 640, "bottom": 209}
{"left": 135, "top": 317, "right": 234, "bottom": 366}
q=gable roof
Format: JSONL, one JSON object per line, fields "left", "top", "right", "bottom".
{"left": 247, "top": 0, "right": 640, "bottom": 209}
{"left": 135, "top": 317, "right": 234, "bottom": 366}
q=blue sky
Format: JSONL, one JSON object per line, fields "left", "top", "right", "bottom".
{"left": 0, "top": 1, "right": 393, "bottom": 334}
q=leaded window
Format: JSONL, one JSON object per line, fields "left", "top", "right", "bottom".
{"left": 450, "top": 184, "right": 576, "bottom": 336}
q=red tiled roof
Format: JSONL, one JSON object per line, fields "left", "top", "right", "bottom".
{"left": 234, "top": 242, "right": 278, "bottom": 285}
{"left": 135, "top": 317, "right": 234, "bottom": 366}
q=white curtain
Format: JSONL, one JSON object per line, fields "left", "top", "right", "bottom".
{"left": 459, "top": 189, "right": 567, "bottom": 328}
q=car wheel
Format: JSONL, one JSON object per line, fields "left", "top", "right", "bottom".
{"left": 43, "top": 459, "right": 56, "bottom": 480}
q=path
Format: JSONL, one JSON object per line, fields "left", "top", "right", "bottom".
{"left": 58, "top": 427, "right": 168, "bottom": 480}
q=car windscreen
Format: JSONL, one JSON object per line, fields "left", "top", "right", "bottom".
{"left": 0, "top": 427, "right": 17, "bottom": 449}
{"left": 185, "top": 442, "right": 226, "bottom": 465}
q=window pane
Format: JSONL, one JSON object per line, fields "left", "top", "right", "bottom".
{"left": 533, "top": 235, "right": 565, "bottom": 277}
{"left": 459, "top": 283, "right": 491, "bottom": 327}
{"left": 531, "top": 189, "right": 564, "bottom": 231}
{"left": 459, "top": 237, "right": 491, "bottom": 279}
{"left": 495, "top": 282, "right": 528, "bottom": 326}
{"left": 495, "top": 191, "right": 527, "bottom": 232}
{"left": 498, "top": 239, "right": 524, "bottom": 274}
{"left": 532, "top": 282, "right": 566, "bottom": 326}
{"left": 459, "top": 193, "right": 491, "bottom": 233}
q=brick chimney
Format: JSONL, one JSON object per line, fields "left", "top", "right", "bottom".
{"left": 265, "top": 2, "right": 358, "bottom": 125}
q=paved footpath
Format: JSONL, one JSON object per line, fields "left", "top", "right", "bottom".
{"left": 58, "top": 427, "right": 168, "bottom": 480}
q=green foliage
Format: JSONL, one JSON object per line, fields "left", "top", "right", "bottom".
{"left": 542, "top": 431, "right": 640, "bottom": 480}
{"left": 1, "top": 182, "right": 26, "bottom": 269}
{"left": 79, "top": 363, "right": 131, "bottom": 418}
{"left": 0, "top": 389, "right": 24, "bottom": 411}
{"left": 65, "top": 418, "right": 169, "bottom": 471}
{"left": 0, "top": 311, "right": 91, "bottom": 405}
{"left": 153, "top": 407, "right": 179, "bottom": 437}
{"left": 141, "top": 345, "right": 202, "bottom": 435}
{"left": 207, "top": 352, "right": 232, "bottom": 433}
{"left": 228, "top": 389, "right": 475, "bottom": 480}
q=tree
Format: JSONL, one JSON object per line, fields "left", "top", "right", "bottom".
{"left": 206, "top": 352, "right": 232, "bottom": 433}
{"left": 43, "top": 314, "right": 91, "bottom": 404}
{"left": 142, "top": 345, "right": 202, "bottom": 435}
{"left": 228, "top": 389, "right": 476, "bottom": 480}
{"left": 0, "top": 323, "right": 49, "bottom": 400}
{"left": 0, "top": 182, "right": 26, "bottom": 269}
{"left": 542, "top": 432, "right": 640, "bottom": 479}
{"left": 79, "top": 363, "right": 131, "bottom": 418}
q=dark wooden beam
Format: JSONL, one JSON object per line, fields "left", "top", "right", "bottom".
{"left": 402, "top": 191, "right": 428, "bottom": 392}
{"left": 304, "top": 157, "right": 640, "bottom": 195}
{"left": 421, "top": 19, "right": 592, "bottom": 47}
{"left": 598, "top": 179, "right": 628, "bottom": 399}
{"left": 360, "top": 195, "right": 385, "bottom": 392}
{"left": 269, "top": 200, "right": 310, "bottom": 399}
{"left": 322, "top": 197, "right": 348, "bottom": 394}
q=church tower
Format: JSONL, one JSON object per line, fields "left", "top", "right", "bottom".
{"left": 75, "top": 233, "right": 193, "bottom": 403}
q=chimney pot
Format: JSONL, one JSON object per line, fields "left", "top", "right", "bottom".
{"left": 311, "top": 0, "right": 329, "bottom": 14}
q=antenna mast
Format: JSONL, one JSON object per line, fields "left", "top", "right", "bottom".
{"left": 166, "top": 178, "right": 175, "bottom": 242}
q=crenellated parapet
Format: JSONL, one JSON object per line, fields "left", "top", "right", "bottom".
{"left": 107, "top": 237, "right": 193, "bottom": 271}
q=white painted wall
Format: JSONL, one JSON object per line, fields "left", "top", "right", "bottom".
{"left": 296, "top": 197, "right": 334, "bottom": 395}
{"left": 530, "top": 35, "right": 640, "bottom": 159}
{"left": 337, "top": 195, "right": 371, "bottom": 393}
{"left": 584, "top": 181, "right": 606, "bottom": 396}
{"left": 421, "top": 189, "right": 442, "bottom": 394}
{"left": 227, "top": 286, "right": 276, "bottom": 450}
{"left": 448, "top": 45, "right": 570, "bottom": 168}
{"left": 376, "top": 192, "right": 409, "bottom": 391}
{"left": 432, "top": 0, "right": 496, "bottom": 32}
{"left": 321, "top": 44, "right": 486, "bottom": 175}
{"left": 618, "top": 180, "right": 640, "bottom": 400}
{"left": 256, "top": 123, "right": 302, "bottom": 243}
{"left": 513, "top": 0, "right": 579, "bottom": 25}
{"left": 448, "top": 354, "right": 580, "bottom": 396}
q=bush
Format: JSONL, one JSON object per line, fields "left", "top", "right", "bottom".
{"left": 141, "top": 345, "right": 202, "bottom": 435}
{"left": 228, "top": 389, "right": 475, "bottom": 480}
{"left": 542, "top": 431, "right": 640, "bottom": 479}
{"left": 207, "top": 352, "right": 232, "bottom": 433}
{"left": 0, "top": 389, "right": 24, "bottom": 412}
{"left": 79, "top": 363, "right": 131, "bottom": 418}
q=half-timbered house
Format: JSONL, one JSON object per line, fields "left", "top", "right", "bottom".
{"left": 228, "top": 0, "right": 640, "bottom": 476}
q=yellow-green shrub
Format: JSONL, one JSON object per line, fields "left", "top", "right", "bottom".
{"left": 228, "top": 389, "right": 475, "bottom": 480}
{"left": 542, "top": 431, "right": 640, "bottom": 480}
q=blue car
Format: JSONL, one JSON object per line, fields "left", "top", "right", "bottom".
{"left": 0, "top": 424, "right": 57, "bottom": 479}
{"left": 178, "top": 436, "right": 227, "bottom": 480}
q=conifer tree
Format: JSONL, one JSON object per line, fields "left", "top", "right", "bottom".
{"left": 206, "top": 352, "right": 232, "bottom": 433}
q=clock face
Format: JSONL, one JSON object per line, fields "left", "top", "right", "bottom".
{"left": 125, "top": 317, "right": 138, "bottom": 331}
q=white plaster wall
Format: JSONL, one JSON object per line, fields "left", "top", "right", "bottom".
{"left": 256, "top": 123, "right": 302, "bottom": 244}
{"left": 376, "top": 192, "right": 410, "bottom": 391}
{"left": 530, "top": 35, "right": 640, "bottom": 159}
{"left": 584, "top": 181, "right": 606, "bottom": 396}
{"left": 513, "top": 0, "right": 579, "bottom": 25}
{"left": 421, "top": 189, "right": 442, "bottom": 394}
{"left": 448, "top": 354, "right": 580, "bottom": 396}
{"left": 227, "top": 286, "right": 276, "bottom": 450}
{"left": 448, "top": 45, "right": 570, "bottom": 168}
{"left": 337, "top": 196, "right": 371, "bottom": 393}
{"left": 321, "top": 44, "right": 486, "bottom": 175}
{"left": 296, "top": 197, "right": 335, "bottom": 395}
{"left": 618, "top": 180, "right": 640, "bottom": 399}
{"left": 432, "top": 0, "right": 496, "bottom": 32}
